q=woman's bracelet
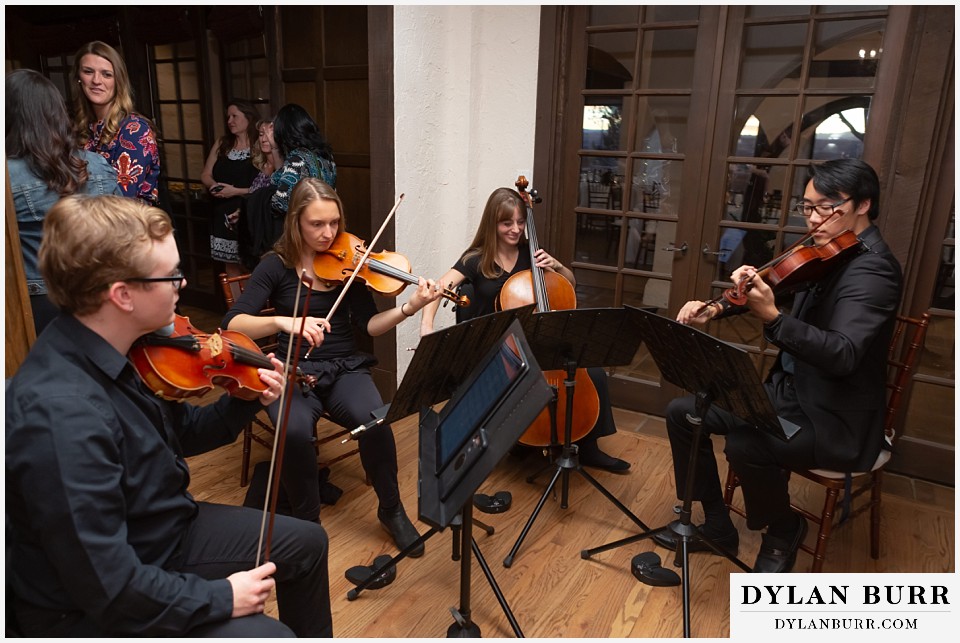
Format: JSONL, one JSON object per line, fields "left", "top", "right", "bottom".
{"left": 400, "top": 302, "right": 414, "bottom": 317}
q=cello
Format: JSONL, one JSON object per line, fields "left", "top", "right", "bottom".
{"left": 497, "top": 176, "right": 600, "bottom": 447}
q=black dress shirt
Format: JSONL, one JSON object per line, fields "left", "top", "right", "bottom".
{"left": 6, "top": 314, "right": 264, "bottom": 634}
{"left": 222, "top": 252, "right": 379, "bottom": 361}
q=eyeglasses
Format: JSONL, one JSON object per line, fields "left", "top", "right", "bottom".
{"left": 794, "top": 197, "right": 851, "bottom": 218}
{"left": 124, "top": 272, "right": 185, "bottom": 292}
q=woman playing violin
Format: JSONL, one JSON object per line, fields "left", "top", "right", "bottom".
{"left": 420, "top": 186, "right": 629, "bottom": 473}
{"left": 657, "top": 159, "right": 902, "bottom": 574}
{"left": 223, "top": 177, "right": 442, "bottom": 556}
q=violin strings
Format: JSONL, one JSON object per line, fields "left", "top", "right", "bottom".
{"left": 365, "top": 256, "right": 417, "bottom": 284}
{"left": 364, "top": 256, "right": 460, "bottom": 304}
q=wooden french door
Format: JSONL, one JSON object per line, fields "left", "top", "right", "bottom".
{"left": 545, "top": 5, "right": 905, "bottom": 415}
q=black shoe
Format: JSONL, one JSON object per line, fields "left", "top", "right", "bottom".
{"left": 378, "top": 504, "right": 425, "bottom": 558}
{"left": 651, "top": 524, "right": 740, "bottom": 556}
{"left": 578, "top": 441, "right": 631, "bottom": 474}
{"left": 753, "top": 514, "right": 808, "bottom": 573}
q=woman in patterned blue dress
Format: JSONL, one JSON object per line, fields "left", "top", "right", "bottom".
{"left": 71, "top": 41, "right": 161, "bottom": 206}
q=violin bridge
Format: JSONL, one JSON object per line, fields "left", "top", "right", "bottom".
{"left": 206, "top": 334, "right": 224, "bottom": 357}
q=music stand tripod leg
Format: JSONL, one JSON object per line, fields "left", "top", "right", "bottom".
{"left": 524, "top": 384, "right": 560, "bottom": 485}
{"left": 471, "top": 535, "right": 524, "bottom": 637}
{"left": 503, "top": 465, "right": 565, "bottom": 568}
{"left": 451, "top": 511, "right": 495, "bottom": 561}
{"left": 448, "top": 503, "right": 523, "bottom": 637}
{"left": 507, "top": 362, "right": 652, "bottom": 567}
{"left": 581, "top": 391, "right": 750, "bottom": 638}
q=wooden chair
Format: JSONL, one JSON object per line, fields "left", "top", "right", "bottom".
{"left": 218, "top": 273, "right": 360, "bottom": 487}
{"left": 722, "top": 312, "right": 930, "bottom": 572}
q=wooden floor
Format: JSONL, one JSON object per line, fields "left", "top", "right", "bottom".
{"left": 187, "top": 406, "right": 955, "bottom": 639}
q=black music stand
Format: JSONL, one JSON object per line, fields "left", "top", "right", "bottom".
{"left": 581, "top": 306, "right": 797, "bottom": 637}
{"left": 347, "top": 309, "right": 553, "bottom": 638}
{"left": 502, "top": 307, "right": 651, "bottom": 568}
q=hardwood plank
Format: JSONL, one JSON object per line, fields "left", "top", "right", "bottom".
{"left": 187, "top": 409, "right": 954, "bottom": 638}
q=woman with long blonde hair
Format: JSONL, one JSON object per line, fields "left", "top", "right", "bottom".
{"left": 420, "top": 185, "right": 631, "bottom": 473}
{"left": 224, "top": 178, "right": 443, "bottom": 556}
{"left": 71, "top": 41, "right": 161, "bottom": 205}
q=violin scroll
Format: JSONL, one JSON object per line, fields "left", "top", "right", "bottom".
{"left": 514, "top": 175, "right": 542, "bottom": 207}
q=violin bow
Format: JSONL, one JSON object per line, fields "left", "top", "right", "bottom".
{"left": 257, "top": 268, "right": 313, "bottom": 565}
{"left": 304, "top": 193, "right": 405, "bottom": 359}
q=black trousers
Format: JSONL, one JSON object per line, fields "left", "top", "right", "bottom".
{"left": 13, "top": 502, "right": 331, "bottom": 637}
{"left": 584, "top": 366, "right": 617, "bottom": 441}
{"left": 268, "top": 368, "right": 399, "bottom": 522}
{"left": 664, "top": 383, "right": 817, "bottom": 531}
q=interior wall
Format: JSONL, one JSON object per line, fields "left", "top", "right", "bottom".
{"left": 393, "top": 5, "right": 541, "bottom": 377}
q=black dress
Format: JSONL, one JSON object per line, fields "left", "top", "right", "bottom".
{"left": 210, "top": 148, "right": 259, "bottom": 263}
{"left": 450, "top": 245, "right": 616, "bottom": 442}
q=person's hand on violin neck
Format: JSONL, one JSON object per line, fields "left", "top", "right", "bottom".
{"left": 407, "top": 275, "right": 444, "bottom": 310}
{"left": 730, "top": 264, "right": 780, "bottom": 323}
{"left": 419, "top": 267, "right": 467, "bottom": 338}
{"left": 367, "top": 276, "right": 444, "bottom": 337}
{"left": 256, "top": 354, "right": 286, "bottom": 407}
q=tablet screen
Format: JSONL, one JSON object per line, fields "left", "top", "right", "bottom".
{"left": 435, "top": 335, "right": 527, "bottom": 473}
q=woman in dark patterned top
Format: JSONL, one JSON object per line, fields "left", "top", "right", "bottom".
{"left": 270, "top": 103, "right": 337, "bottom": 216}
{"left": 224, "top": 178, "right": 443, "bottom": 557}
{"left": 71, "top": 41, "right": 161, "bottom": 206}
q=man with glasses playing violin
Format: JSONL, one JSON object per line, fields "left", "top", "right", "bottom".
{"left": 653, "top": 158, "right": 902, "bottom": 573}
{"left": 6, "top": 195, "right": 332, "bottom": 636}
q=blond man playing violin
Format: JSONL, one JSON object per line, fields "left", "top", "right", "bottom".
{"left": 6, "top": 195, "right": 331, "bottom": 636}
{"left": 657, "top": 159, "right": 902, "bottom": 574}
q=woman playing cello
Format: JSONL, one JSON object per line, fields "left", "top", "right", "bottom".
{"left": 420, "top": 186, "right": 630, "bottom": 473}
{"left": 223, "top": 177, "right": 443, "bottom": 556}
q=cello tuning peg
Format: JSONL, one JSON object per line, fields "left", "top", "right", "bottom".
{"left": 529, "top": 188, "right": 542, "bottom": 204}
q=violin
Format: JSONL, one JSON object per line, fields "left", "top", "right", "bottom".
{"left": 129, "top": 314, "right": 314, "bottom": 401}
{"left": 314, "top": 231, "right": 469, "bottom": 307}
{"left": 701, "top": 229, "right": 861, "bottom": 314}
{"left": 497, "top": 176, "right": 600, "bottom": 447}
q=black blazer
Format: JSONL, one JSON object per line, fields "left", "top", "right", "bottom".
{"left": 763, "top": 225, "right": 902, "bottom": 471}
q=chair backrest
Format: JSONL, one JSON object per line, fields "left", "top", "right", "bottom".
{"left": 587, "top": 181, "right": 611, "bottom": 208}
{"left": 218, "top": 272, "right": 279, "bottom": 352}
{"left": 883, "top": 313, "right": 930, "bottom": 443}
